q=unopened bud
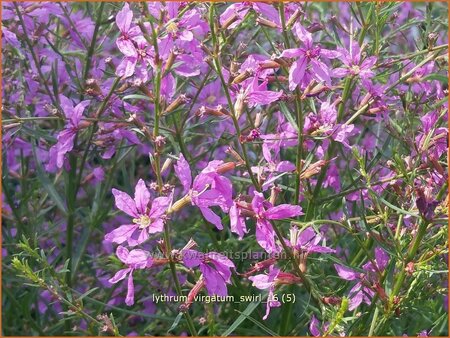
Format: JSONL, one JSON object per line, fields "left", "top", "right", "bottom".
{"left": 306, "top": 22, "right": 324, "bottom": 33}
{"left": 196, "top": 105, "right": 229, "bottom": 118}
{"left": 180, "top": 278, "right": 205, "bottom": 312}
{"left": 234, "top": 90, "right": 246, "bottom": 119}
{"left": 216, "top": 162, "right": 236, "bottom": 174}
{"left": 161, "top": 158, "right": 174, "bottom": 175}
{"left": 221, "top": 13, "right": 238, "bottom": 29}
{"left": 255, "top": 112, "right": 263, "bottom": 128}
{"left": 168, "top": 194, "right": 192, "bottom": 214}
{"left": 85, "top": 78, "right": 102, "bottom": 96}
{"left": 105, "top": 57, "right": 116, "bottom": 71}
{"left": 256, "top": 17, "right": 278, "bottom": 29}
{"left": 271, "top": 55, "right": 291, "bottom": 68}
{"left": 230, "top": 60, "right": 240, "bottom": 76}
{"left": 269, "top": 186, "right": 282, "bottom": 205}
{"left": 286, "top": 8, "right": 303, "bottom": 28}
{"left": 226, "top": 147, "right": 245, "bottom": 165}
{"left": 163, "top": 94, "right": 188, "bottom": 115}
{"left": 359, "top": 92, "right": 373, "bottom": 109}
{"left": 231, "top": 69, "right": 254, "bottom": 85}
{"left": 405, "top": 261, "right": 415, "bottom": 275}
{"left": 258, "top": 60, "right": 281, "bottom": 70}
{"left": 300, "top": 160, "right": 327, "bottom": 179}
{"left": 163, "top": 49, "right": 177, "bottom": 75}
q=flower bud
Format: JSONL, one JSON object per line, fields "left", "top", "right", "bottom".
{"left": 231, "top": 69, "right": 254, "bottom": 85}
{"left": 234, "top": 89, "right": 246, "bottom": 119}
{"left": 163, "top": 94, "right": 188, "bottom": 115}
{"left": 286, "top": 8, "right": 303, "bottom": 28}
{"left": 258, "top": 60, "right": 281, "bottom": 70}
{"left": 180, "top": 277, "right": 205, "bottom": 312}
{"left": 85, "top": 78, "right": 102, "bottom": 96}
{"left": 221, "top": 13, "right": 238, "bottom": 29}
{"left": 168, "top": 194, "right": 192, "bottom": 214}
{"left": 163, "top": 49, "right": 177, "bottom": 75}
{"left": 161, "top": 158, "right": 174, "bottom": 175}
{"left": 230, "top": 60, "right": 241, "bottom": 76}
{"left": 225, "top": 147, "right": 244, "bottom": 166}
{"left": 216, "top": 162, "right": 236, "bottom": 174}
{"left": 256, "top": 17, "right": 278, "bottom": 29}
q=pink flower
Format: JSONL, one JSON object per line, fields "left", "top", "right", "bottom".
{"left": 334, "top": 248, "right": 388, "bottom": 310}
{"left": 108, "top": 245, "right": 153, "bottom": 306}
{"left": 280, "top": 23, "right": 339, "bottom": 90}
{"left": 332, "top": 40, "right": 377, "bottom": 79}
{"left": 249, "top": 266, "right": 301, "bottom": 320}
{"left": 115, "top": 3, "right": 141, "bottom": 56}
{"left": 252, "top": 192, "right": 303, "bottom": 253}
{"left": 175, "top": 155, "right": 233, "bottom": 230}
{"left": 182, "top": 249, "right": 235, "bottom": 296}
{"left": 46, "top": 97, "right": 90, "bottom": 171}
{"left": 309, "top": 315, "right": 330, "bottom": 336}
{"left": 105, "top": 179, "right": 172, "bottom": 246}
{"left": 287, "top": 226, "right": 336, "bottom": 254}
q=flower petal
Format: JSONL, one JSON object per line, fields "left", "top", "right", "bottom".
{"left": 134, "top": 179, "right": 150, "bottom": 215}
{"left": 108, "top": 268, "right": 130, "bottom": 284}
{"left": 112, "top": 188, "right": 138, "bottom": 217}
{"left": 334, "top": 264, "right": 359, "bottom": 281}
{"left": 264, "top": 204, "right": 303, "bottom": 220}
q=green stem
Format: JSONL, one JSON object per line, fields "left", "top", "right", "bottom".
{"left": 14, "top": 3, "right": 60, "bottom": 110}
{"left": 82, "top": 3, "right": 105, "bottom": 85}
{"left": 208, "top": 3, "right": 260, "bottom": 191}
{"left": 294, "top": 98, "right": 303, "bottom": 204}
{"left": 391, "top": 219, "right": 429, "bottom": 299}
{"left": 163, "top": 223, "right": 198, "bottom": 336}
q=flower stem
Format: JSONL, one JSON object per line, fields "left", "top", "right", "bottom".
{"left": 208, "top": 3, "right": 261, "bottom": 192}
{"left": 163, "top": 223, "right": 198, "bottom": 336}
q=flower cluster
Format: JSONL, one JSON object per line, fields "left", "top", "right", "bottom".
{"left": 2, "top": 1, "right": 448, "bottom": 336}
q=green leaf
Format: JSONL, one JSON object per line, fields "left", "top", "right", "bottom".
{"left": 122, "top": 94, "right": 153, "bottom": 101}
{"left": 221, "top": 300, "right": 261, "bottom": 336}
{"left": 279, "top": 102, "right": 299, "bottom": 132}
{"left": 234, "top": 309, "right": 280, "bottom": 336}
{"left": 31, "top": 143, "right": 68, "bottom": 216}
{"left": 78, "top": 287, "right": 99, "bottom": 301}
{"left": 422, "top": 73, "right": 448, "bottom": 83}
{"left": 377, "top": 195, "right": 420, "bottom": 217}
{"left": 167, "top": 312, "right": 183, "bottom": 333}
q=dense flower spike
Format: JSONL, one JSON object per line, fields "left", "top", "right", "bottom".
{"left": 2, "top": 2, "right": 448, "bottom": 336}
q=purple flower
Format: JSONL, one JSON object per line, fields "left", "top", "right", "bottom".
{"left": 229, "top": 200, "right": 248, "bottom": 240}
{"left": 286, "top": 226, "right": 335, "bottom": 273}
{"left": 309, "top": 315, "right": 330, "bottom": 336}
{"left": 333, "top": 41, "right": 377, "bottom": 79}
{"left": 105, "top": 179, "right": 172, "bottom": 246}
{"left": 175, "top": 155, "right": 233, "bottom": 230}
{"left": 232, "top": 75, "right": 283, "bottom": 120}
{"left": 288, "top": 226, "right": 336, "bottom": 254}
{"left": 249, "top": 265, "right": 301, "bottom": 319}
{"left": 115, "top": 3, "right": 141, "bottom": 57}
{"left": 116, "top": 35, "right": 153, "bottom": 81}
{"left": 334, "top": 247, "right": 388, "bottom": 310}
{"left": 280, "top": 23, "right": 339, "bottom": 90}
{"left": 249, "top": 266, "right": 282, "bottom": 320}
{"left": 252, "top": 192, "right": 303, "bottom": 253}
{"left": 46, "top": 97, "right": 90, "bottom": 171}
{"left": 108, "top": 245, "right": 153, "bottom": 306}
{"left": 182, "top": 249, "right": 235, "bottom": 297}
